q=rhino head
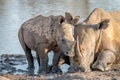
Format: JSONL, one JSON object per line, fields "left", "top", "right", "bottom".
{"left": 55, "top": 13, "right": 80, "bottom": 57}
{"left": 74, "top": 19, "right": 110, "bottom": 72}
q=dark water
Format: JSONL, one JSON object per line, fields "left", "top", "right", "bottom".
{"left": 0, "top": 0, "right": 120, "bottom": 74}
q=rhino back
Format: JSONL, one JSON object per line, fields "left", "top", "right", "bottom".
{"left": 110, "top": 10, "right": 120, "bottom": 23}
{"left": 20, "top": 15, "right": 57, "bottom": 50}
{"left": 88, "top": 8, "right": 120, "bottom": 64}
{"left": 22, "top": 15, "right": 53, "bottom": 36}
{"left": 84, "top": 8, "right": 120, "bottom": 48}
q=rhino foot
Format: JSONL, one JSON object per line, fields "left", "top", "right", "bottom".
{"left": 27, "top": 66, "right": 34, "bottom": 70}
{"left": 38, "top": 66, "right": 48, "bottom": 74}
{"left": 51, "top": 67, "right": 62, "bottom": 73}
{"left": 27, "top": 68, "right": 34, "bottom": 76}
{"left": 38, "top": 70, "right": 48, "bottom": 74}
{"left": 68, "top": 66, "right": 81, "bottom": 73}
{"left": 44, "top": 65, "right": 62, "bottom": 73}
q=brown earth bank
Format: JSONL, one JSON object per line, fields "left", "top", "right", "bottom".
{"left": 0, "top": 71, "right": 120, "bottom": 80}
{"left": 0, "top": 54, "right": 120, "bottom": 80}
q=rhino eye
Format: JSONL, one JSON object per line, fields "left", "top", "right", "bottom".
{"left": 61, "top": 38, "right": 66, "bottom": 43}
{"left": 61, "top": 38, "right": 65, "bottom": 42}
{"left": 107, "top": 62, "right": 111, "bottom": 65}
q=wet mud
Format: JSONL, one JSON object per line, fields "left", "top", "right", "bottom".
{"left": 0, "top": 54, "right": 27, "bottom": 74}
{"left": 0, "top": 54, "right": 120, "bottom": 80}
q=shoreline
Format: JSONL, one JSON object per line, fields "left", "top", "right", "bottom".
{"left": 0, "top": 54, "right": 120, "bottom": 80}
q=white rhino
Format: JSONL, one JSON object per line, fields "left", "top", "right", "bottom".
{"left": 18, "top": 14, "right": 80, "bottom": 73}
{"left": 68, "top": 8, "right": 120, "bottom": 72}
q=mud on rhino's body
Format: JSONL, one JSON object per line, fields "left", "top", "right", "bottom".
{"left": 68, "top": 8, "right": 120, "bottom": 72}
{"left": 18, "top": 14, "right": 79, "bottom": 73}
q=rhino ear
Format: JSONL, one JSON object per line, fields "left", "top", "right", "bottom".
{"left": 65, "top": 12, "right": 73, "bottom": 22}
{"left": 58, "top": 15, "right": 65, "bottom": 24}
{"left": 98, "top": 19, "right": 110, "bottom": 29}
{"left": 71, "top": 16, "right": 80, "bottom": 25}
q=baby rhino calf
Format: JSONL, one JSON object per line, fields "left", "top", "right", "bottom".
{"left": 18, "top": 13, "right": 79, "bottom": 73}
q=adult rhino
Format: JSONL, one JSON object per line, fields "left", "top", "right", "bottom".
{"left": 18, "top": 14, "right": 79, "bottom": 73}
{"left": 69, "top": 8, "right": 120, "bottom": 72}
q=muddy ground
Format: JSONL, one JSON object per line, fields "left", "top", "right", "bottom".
{"left": 0, "top": 54, "right": 120, "bottom": 80}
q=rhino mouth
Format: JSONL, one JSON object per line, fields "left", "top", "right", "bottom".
{"left": 64, "top": 51, "right": 75, "bottom": 57}
{"left": 92, "top": 64, "right": 105, "bottom": 71}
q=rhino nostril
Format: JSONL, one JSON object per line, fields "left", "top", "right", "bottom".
{"left": 66, "top": 52, "right": 68, "bottom": 54}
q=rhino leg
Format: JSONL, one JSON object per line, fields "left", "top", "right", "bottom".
{"left": 51, "top": 52, "right": 70, "bottom": 73}
{"left": 92, "top": 50, "right": 115, "bottom": 71}
{"left": 68, "top": 57, "right": 81, "bottom": 73}
{"left": 36, "top": 53, "right": 40, "bottom": 67}
{"left": 51, "top": 47, "right": 62, "bottom": 73}
{"left": 37, "top": 44, "right": 49, "bottom": 74}
{"left": 21, "top": 44, "right": 34, "bottom": 76}
{"left": 18, "top": 28, "right": 34, "bottom": 69}
{"left": 24, "top": 47, "right": 34, "bottom": 69}
{"left": 67, "top": 55, "right": 78, "bottom": 72}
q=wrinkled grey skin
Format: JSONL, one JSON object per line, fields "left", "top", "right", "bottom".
{"left": 18, "top": 13, "right": 79, "bottom": 73}
{"left": 69, "top": 8, "right": 120, "bottom": 72}
{"left": 56, "top": 12, "right": 80, "bottom": 69}
{"left": 72, "top": 19, "right": 111, "bottom": 72}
